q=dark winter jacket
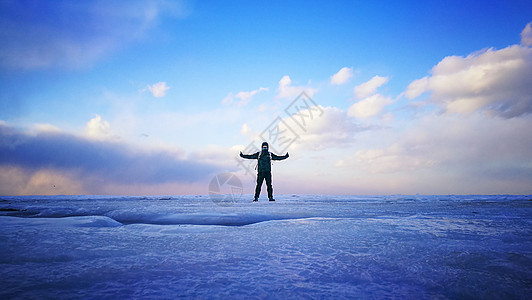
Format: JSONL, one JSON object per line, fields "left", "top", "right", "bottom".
{"left": 241, "top": 150, "right": 289, "bottom": 172}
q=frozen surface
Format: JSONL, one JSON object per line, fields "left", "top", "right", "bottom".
{"left": 1, "top": 195, "right": 531, "bottom": 299}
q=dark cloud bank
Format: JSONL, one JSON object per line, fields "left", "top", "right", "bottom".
{"left": 0, "top": 124, "right": 220, "bottom": 186}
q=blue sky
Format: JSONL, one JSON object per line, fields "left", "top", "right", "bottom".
{"left": 1, "top": 0, "right": 531, "bottom": 195}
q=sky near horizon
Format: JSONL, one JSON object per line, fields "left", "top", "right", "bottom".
{"left": 1, "top": 0, "right": 532, "bottom": 196}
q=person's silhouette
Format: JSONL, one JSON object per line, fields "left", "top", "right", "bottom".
{"left": 240, "top": 142, "right": 289, "bottom": 201}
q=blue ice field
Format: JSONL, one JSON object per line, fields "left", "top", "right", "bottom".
{"left": 1, "top": 195, "right": 531, "bottom": 299}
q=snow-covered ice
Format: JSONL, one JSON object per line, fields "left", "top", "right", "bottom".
{"left": 1, "top": 195, "right": 531, "bottom": 299}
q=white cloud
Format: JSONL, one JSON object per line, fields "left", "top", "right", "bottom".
{"left": 0, "top": 1, "right": 188, "bottom": 70}
{"left": 0, "top": 167, "right": 85, "bottom": 195}
{"left": 405, "top": 45, "right": 532, "bottom": 118}
{"left": 240, "top": 123, "right": 254, "bottom": 138}
{"left": 221, "top": 93, "right": 235, "bottom": 106}
{"left": 147, "top": 82, "right": 170, "bottom": 98}
{"left": 330, "top": 67, "right": 354, "bottom": 85}
{"left": 0, "top": 121, "right": 223, "bottom": 195}
{"left": 235, "top": 87, "right": 268, "bottom": 105}
{"left": 32, "top": 123, "right": 62, "bottom": 134}
{"left": 347, "top": 94, "right": 393, "bottom": 119}
{"left": 277, "top": 75, "right": 317, "bottom": 99}
{"left": 222, "top": 87, "right": 268, "bottom": 106}
{"left": 336, "top": 113, "right": 532, "bottom": 194}
{"left": 521, "top": 22, "right": 532, "bottom": 46}
{"left": 187, "top": 144, "right": 241, "bottom": 169}
{"left": 277, "top": 105, "right": 362, "bottom": 151}
{"left": 300, "top": 106, "right": 361, "bottom": 149}
{"left": 354, "top": 75, "right": 389, "bottom": 99}
{"left": 404, "top": 77, "right": 429, "bottom": 99}
{"left": 350, "top": 146, "right": 438, "bottom": 174}
{"left": 85, "top": 114, "right": 112, "bottom": 140}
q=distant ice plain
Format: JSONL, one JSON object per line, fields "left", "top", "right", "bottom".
{"left": 1, "top": 195, "right": 531, "bottom": 299}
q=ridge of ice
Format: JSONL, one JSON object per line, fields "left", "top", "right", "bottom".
{"left": 0, "top": 215, "right": 123, "bottom": 227}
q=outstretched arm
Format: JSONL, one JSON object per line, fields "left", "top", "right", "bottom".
{"left": 240, "top": 151, "right": 259, "bottom": 159}
{"left": 272, "top": 152, "right": 289, "bottom": 160}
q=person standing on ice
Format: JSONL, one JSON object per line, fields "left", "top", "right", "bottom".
{"left": 240, "top": 142, "right": 289, "bottom": 202}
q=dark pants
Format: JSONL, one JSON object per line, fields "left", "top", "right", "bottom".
{"left": 255, "top": 171, "right": 273, "bottom": 199}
